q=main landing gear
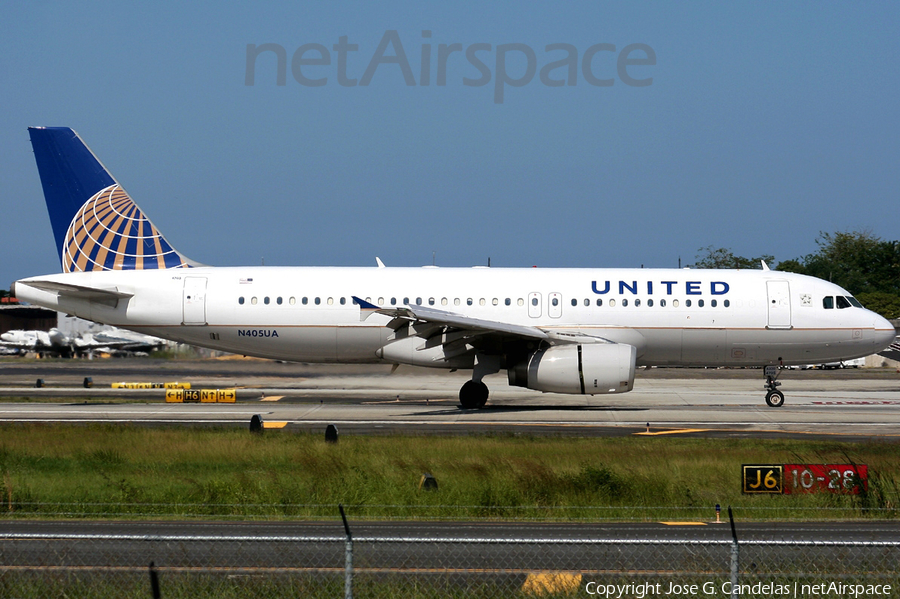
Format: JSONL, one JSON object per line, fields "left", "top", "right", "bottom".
{"left": 459, "top": 380, "right": 489, "bottom": 409}
{"left": 458, "top": 354, "right": 499, "bottom": 409}
{"left": 764, "top": 365, "right": 785, "bottom": 407}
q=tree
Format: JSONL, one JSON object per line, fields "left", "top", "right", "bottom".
{"left": 776, "top": 230, "right": 900, "bottom": 295}
{"left": 856, "top": 292, "right": 900, "bottom": 320}
{"left": 689, "top": 246, "right": 775, "bottom": 270}
{"left": 776, "top": 230, "right": 900, "bottom": 319}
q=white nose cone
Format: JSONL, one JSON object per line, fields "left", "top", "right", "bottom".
{"left": 873, "top": 314, "right": 897, "bottom": 351}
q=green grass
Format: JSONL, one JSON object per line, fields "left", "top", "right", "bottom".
{"left": 1, "top": 424, "right": 898, "bottom": 521}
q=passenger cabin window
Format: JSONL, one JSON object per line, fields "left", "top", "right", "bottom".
{"left": 570, "top": 298, "right": 577, "bottom": 307}
{"left": 238, "top": 297, "right": 245, "bottom": 305}
{"left": 596, "top": 299, "right": 602, "bottom": 306}
{"left": 277, "top": 297, "right": 283, "bottom": 305}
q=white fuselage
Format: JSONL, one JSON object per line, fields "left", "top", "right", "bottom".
{"left": 14, "top": 266, "right": 895, "bottom": 368}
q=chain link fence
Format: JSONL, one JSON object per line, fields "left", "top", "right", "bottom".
{"left": 2, "top": 530, "right": 898, "bottom": 598}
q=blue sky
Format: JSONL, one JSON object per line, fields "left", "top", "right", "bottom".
{"left": 1, "top": 2, "right": 897, "bottom": 286}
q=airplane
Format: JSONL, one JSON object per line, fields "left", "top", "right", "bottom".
{"left": 0, "top": 326, "right": 165, "bottom": 357}
{"left": 11, "top": 127, "right": 897, "bottom": 408}
{"left": 879, "top": 337, "right": 900, "bottom": 364}
{"left": 0, "top": 329, "right": 62, "bottom": 356}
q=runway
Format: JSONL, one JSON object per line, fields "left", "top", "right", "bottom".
{"left": 0, "top": 358, "right": 898, "bottom": 439}
{"left": 2, "top": 520, "right": 898, "bottom": 587}
{"left": 4, "top": 519, "right": 900, "bottom": 541}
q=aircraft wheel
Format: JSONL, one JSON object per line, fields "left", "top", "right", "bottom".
{"left": 459, "top": 380, "right": 489, "bottom": 409}
{"left": 765, "top": 389, "right": 785, "bottom": 408}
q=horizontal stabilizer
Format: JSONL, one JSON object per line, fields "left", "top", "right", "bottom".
{"left": 18, "top": 280, "right": 133, "bottom": 301}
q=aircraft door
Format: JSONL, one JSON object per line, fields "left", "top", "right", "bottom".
{"left": 183, "top": 277, "right": 208, "bottom": 325}
{"left": 528, "top": 292, "right": 542, "bottom": 318}
{"left": 549, "top": 292, "right": 562, "bottom": 318}
{"left": 766, "top": 280, "right": 792, "bottom": 329}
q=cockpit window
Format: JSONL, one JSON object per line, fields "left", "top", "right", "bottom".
{"left": 836, "top": 296, "right": 851, "bottom": 309}
{"left": 847, "top": 296, "right": 862, "bottom": 308}
{"left": 823, "top": 296, "right": 834, "bottom": 309}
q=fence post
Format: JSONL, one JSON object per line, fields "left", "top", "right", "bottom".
{"left": 728, "top": 507, "right": 739, "bottom": 599}
{"left": 339, "top": 504, "right": 353, "bottom": 599}
{"left": 149, "top": 561, "right": 161, "bottom": 599}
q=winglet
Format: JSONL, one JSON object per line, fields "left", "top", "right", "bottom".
{"left": 352, "top": 296, "right": 380, "bottom": 322}
{"left": 761, "top": 260, "right": 770, "bottom": 271}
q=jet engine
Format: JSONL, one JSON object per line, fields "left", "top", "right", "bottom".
{"left": 507, "top": 343, "right": 636, "bottom": 395}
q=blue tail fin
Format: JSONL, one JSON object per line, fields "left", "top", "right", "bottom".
{"left": 28, "top": 127, "right": 196, "bottom": 272}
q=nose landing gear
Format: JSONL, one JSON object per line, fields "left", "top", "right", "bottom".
{"left": 764, "top": 365, "right": 785, "bottom": 407}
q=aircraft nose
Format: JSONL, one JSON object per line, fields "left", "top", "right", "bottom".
{"left": 873, "top": 314, "right": 897, "bottom": 350}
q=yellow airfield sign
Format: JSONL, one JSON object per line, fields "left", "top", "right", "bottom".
{"left": 112, "top": 382, "right": 191, "bottom": 389}
{"left": 165, "top": 389, "right": 236, "bottom": 403}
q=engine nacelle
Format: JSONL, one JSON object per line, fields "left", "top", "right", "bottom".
{"left": 376, "top": 336, "right": 475, "bottom": 369}
{"left": 508, "top": 343, "right": 636, "bottom": 395}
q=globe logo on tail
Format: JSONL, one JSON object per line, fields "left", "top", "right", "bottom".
{"left": 62, "top": 184, "right": 189, "bottom": 272}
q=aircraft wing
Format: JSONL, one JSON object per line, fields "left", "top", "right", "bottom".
{"left": 0, "top": 340, "right": 33, "bottom": 351}
{"left": 353, "top": 297, "right": 615, "bottom": 346}
{"left": 366, "top": 301, "right": 550, "bottom": 341}
{"left": 878, "top": 337, "right": 900, "bottom": 363}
